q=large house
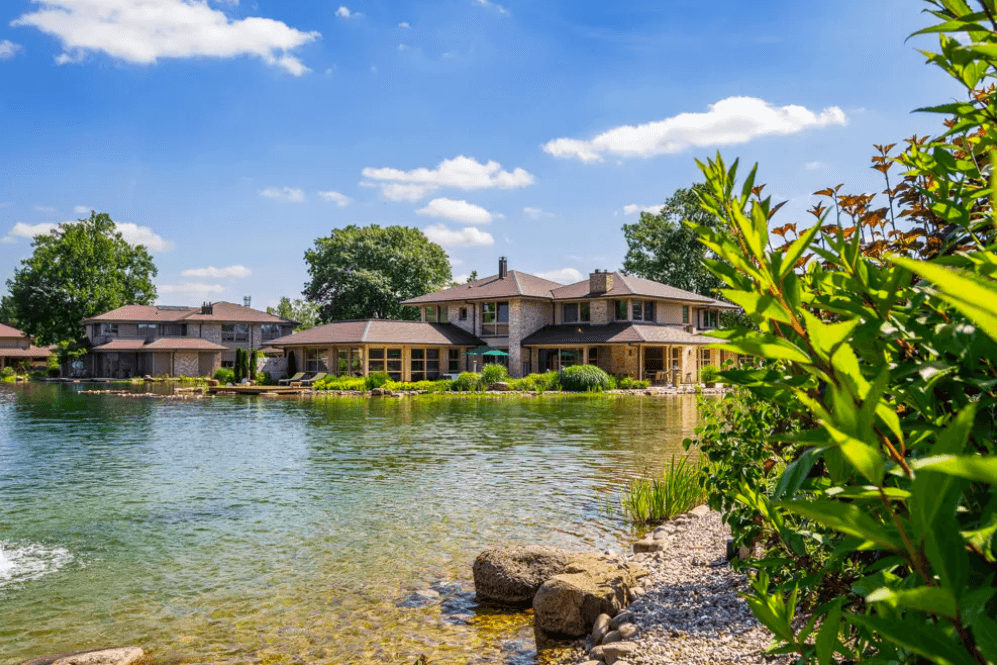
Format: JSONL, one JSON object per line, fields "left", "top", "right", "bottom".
{"left": 268, "top": 258, "right": 736, "bottom": 383}
{"left": 81, "top": 301, "right": 296, "bottom": 378}
{"left": 0, "top": 323, "right": 54, "bottom": 369}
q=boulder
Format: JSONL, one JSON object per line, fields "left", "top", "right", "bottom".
{"left": 588, "top": 646, "right": 606, "bottom": 661}
{"left": 633, "top": 537, "right": 665, "bottom": 553}
{"left": 532, "top": 554, "right": 644, "bottom": 636}
{"left": 472, "top": 545, "right": 573, "bottom": 605}
{"left": 617, "top": 623, "right": 638, "bottom": 639}
{"left": 690, "top": 505, "right": 710, "bottom": 518}
{"left": 602, "top": 642, "right": 638, "bottom": 665}
{"left": 591, "top": 612, "right": 612, "bottom": 645}
{"left": 602, "top": 629, "right": 622, "bottom": 644}
{"left": 20, "top": 648, "right": 144, "bottom": 665}
{"left": 491, "top": 381, "right": 511, "bottom": 391}
{"left": 610, "top": 611, "right": 634, "bottom": 630}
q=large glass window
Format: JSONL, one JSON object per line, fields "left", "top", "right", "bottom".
{"left": 261, "top": 323, "right": 283, "bottom": 341}
{"left": 411, "top": 348, "right": 425, "bottom": 381}
{"left": 614, "top": 300, "right": 628, "bottom": 321}
{"left": 368, "top": 348, "right": 385, "bottom": 373}
{"left": 682, "top": 306, "right": 689, "bottom": 324}
{"left": 386, "top": 348, "right": 402, "bottom": 380}
{"left": 448, "top": 348, "right": 461, "bottom": 373}
{"left": 337, "top": 350, "right": 349, "bottom": 375}
{"left": 459, "top": 308, "right": 468, "bottom": 321}
{"left": 711, "top": 310, "right": 718, "bottom": 328}
{"left": 589, "top": 347, "right": 599, "bottom": 366}
{"left": 563, "top": 303, "right": 591, "bottom": 324}
{"left": 426, "top": 348, "right": 440, "bottom": 378}
{"left": 642, "top": 301, "right": 655, "bottom": 322}
{"left": 137, "top": 323, "right": 157, "bottom": 338}
{"left": 306, "top": 349, "right": 323, "bottom": 372}
{"left": 559, "top": 348, "right": 581, "bottom": 368}
{"left": 103, "top": 323, "right": 119, "bottom": 335}
{"left": 632, "top": 301, "right": 642, "bottom": 321}
{"left": 350, "top": 348, "right": 363, "bottom": 376}
{"left": 481, "top": 301, "right": 509, "bottom": 336}
{"left": 222, "top": 323, "right": 249, "bottom": 342}
{"left": 425, "top": 306, "right": 447, "bottom": 323}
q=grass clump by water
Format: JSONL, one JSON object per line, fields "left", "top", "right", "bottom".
{"left": 619, "top": 456, "right": 706, "bottom": 525}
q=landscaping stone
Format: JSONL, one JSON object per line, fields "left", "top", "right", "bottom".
{"left": 690, "top": 505, "right": 710, "bottom": 518}
{"left": 588, "top": 645, "right": 606, "bottom": 661}
{"left": 532, "top": 554, "right": 643, "bottom": 636}
{"left": 609, "top": 611, "right": 634, "bottom": 630}
{"left": 617, "top": 623, "right": 638, "bottom": 639}
{"left": 591, "top": 613, "right": 612, "bottom": 645}
{"left": 602, "top": 630, "right": 622, "bottom": 645}
{"left": 632, "top": 538, "right": 665, "bottom": 553}
{"left": 20, "top": 648, "right": 144, "bottom": 665}
{"left": 602, "top": 642, "right": 637, "bottom": 664}
{"left": 472, "top": 545, "right": 572, "bottom": 605}
{"left": 491, "top": 381, "right": 511, "bottom": 391}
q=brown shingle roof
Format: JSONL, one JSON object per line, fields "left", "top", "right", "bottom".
{"left": 0, "top": 346, "right": 53, "bottom": 358}
{"left": 0, "top": 323, "right": 29, "bottom": 338}
{"left": 83, "top": 302, "right": 294, "bottom": 325}
{"left": 267, "top": 320, "right": 484, "bottom": 347}
{"left": 92, "top": 339, "right": 148, "bottom": 351}
{"left": 402, "top": 271, "right": 562, "bottom": 305}
{"left": 92, "top": 338, "right": 227, "bottom": 352}
{"left": 521, "top": 323, "right": 714, "bottom": 346}
{"left": 551, "top": 272, "right": 719, "bottom": 304}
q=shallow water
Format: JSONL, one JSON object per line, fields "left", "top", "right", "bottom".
{"left": 0, "top": 384, "right": 699, "bottom": 664}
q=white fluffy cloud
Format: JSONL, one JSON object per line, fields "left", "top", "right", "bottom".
{"left": 260, "top": 186, "right": 305, "bottom": 202}
{"left": 3, "top": 219, "right": 173, "bottom": 251}
{"left": 474, "top": 0, "right": 509, "bottom": 15}
{"left": 158, "top": 282, "right": 225, "bottom": 295}
{"left": 623, "top": 203, "right": 666, "bottom": 215}
{"left": 381, "top": 183, "right": 438, "bottom": 201}
{"left": 317, "top": 190, "right": 350, "bottom": 206}
{"left": 73, "top": 205, "right": 91, "bottom": 215}
{"left": 12, "top": 0, "right": 320, "bottom": 76}
{"left": 543, "top": 97, "right": 847, "bottom": 163}
{"left": 181, "top": 265, "right": 251, "bottom": 278}
{"left": 399, "top": 21, "right": 410, "bottom": 28}
{"left": 423, "top": 224, "right": 494, "bottom": 247}
{"left": 535, "top": 267, "right": 584, "bottom": 284}
{"left": 417, "top": 198, "right": 493, "bottom": 224}
{"left": 523, "top": 207, "right": 554, "bottom": 220}
{"left": 0, "top": 40, "right": 23, "bottom": 60}
{"left": 362, "top": 156, "right": 534, "bottom": 200}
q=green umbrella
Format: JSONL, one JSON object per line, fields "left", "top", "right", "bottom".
{"left": 466, "top": 346, "right": 508, "bottom": 356}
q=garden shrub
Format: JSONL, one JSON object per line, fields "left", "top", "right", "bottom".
{"left": 681, "top": 6, "right": 997, "bottom": 661}
{"left": 615, "top": 376, "right": 650, "bottom": 390}
{"left": 510, "top": 371, "right": 560, "bottom": 392}
{"left": 213, "top": 368, "right": 235, "bottom": 384}
{"left": 384, "top": 379, "right": 453, "bottom": 392}
{"left": 1, "top": 366, "right": 16, "bottom": 382}
{"left": 314, "top": 376, "right": 366, "bottom": 391}
{"left": 699, "top": 364, "right": 720, "bottom": 384}
{"left": 480, "top": 363, "right": 509, "bottom": 387}
{"left": 451, "top": 371, "right": 482, "bottom": 392}
{"left": 364, "top": 371, "right": 391, "bottom": 390}
{"left": 559, "top": 364, "right": 611, "bottom": 392}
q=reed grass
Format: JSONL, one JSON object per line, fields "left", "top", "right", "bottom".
{"left": 619, "top": 455, "right": 706, "bottom": 525}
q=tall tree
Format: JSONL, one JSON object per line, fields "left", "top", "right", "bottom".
{"left": 2, "top": 212, "right": 158, "bottom": 344}
{"left": 267, "top": 297, "right": 320, "bottom": 331}
{"left": 303, "top": 225, "right": 452, "bottom": 321}
{"left": 622, "top": 185, "right": 723, "bottom": 297}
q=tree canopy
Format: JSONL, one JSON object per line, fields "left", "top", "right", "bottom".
{"left": 267, "top": 297, "right": 320, "bottom": 331}
{"left": 2, "top": 212, "right": 158, "bottom": 344}
{"left": 622, "top": 185, "right": 723, "bottom": 297}
{"left": 303, "top": 225, "right": 452, "bottom": 321}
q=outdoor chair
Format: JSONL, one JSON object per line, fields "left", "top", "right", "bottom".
{"left": 279, "top": 372, "right": 306, "bottom": 385}
{"left": 299, "top": 372, "right": 328, "bottom": 386}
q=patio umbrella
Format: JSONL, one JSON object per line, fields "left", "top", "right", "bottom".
{"left": 466, "top": 346, "right": 508, "bottom": 356}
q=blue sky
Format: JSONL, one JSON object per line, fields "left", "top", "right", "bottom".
{"left": 0, "top": 0, "right": 963, "bottom": 309}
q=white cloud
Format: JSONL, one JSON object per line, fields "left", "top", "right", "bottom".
{"left": 0, "top": 40, "right": 23, "bottom": 60}
{"left": 12, "top": 0, "right": 320, "bottom": 76}
{"left": 543, "top": 97, "right": 847, "bottom": 163}
{"left": 474, "top": 0, "right": 509, "bottom": 15}
{"left": 805, "top": 161, "right": 825, "bottom": 170}
{"left": 260, "top": 186, "right": 305, "bottom": 202}
{"left": 362, "top": 155, "right": 534, "bottom": 191}
{"left": 3, "top": 219, "right": 172, "bottom": 251}
{"left": 417, "top": 198, "right": 494, "bottom": 224}
{"left": 380, "top": 183, "right": 438, "bottom": 201}
{"left": 181, "top": 265, "right": 251, "bottom": 279}
{"left": 450, "top": 257, "right": 464, "bottom": 266}
{"left": 623, "top": 203, "right": 666, "bottom": 215}
{"left": 452, "top": 273, "right": 469, "bottom": 283}
{"left": 523, "top": 206, "right": 554, "bottom": 220}
{"left": 535, "top": 267, "right": 584, "bottom": 284}
{"left": 397, "top": 43, "right": 408, "bottom": 51}
{"left": 317, "top": 190, "right": 350, "bottom": 206}
{"left": 73, "top": 205, "right": 91, "bottom": 215}
{"left": 158, "top": 282, "right": 225, "bottom": 295}
{"left": 399, "top": 22, "right": 410, "bottom": 28}
{"left": 34, "top": 205, "right": 57, "bottom": 213}
{"left": 423, "top": 224, "right": 494, "bottom": 247}
{"left": 336, "top": 6, "right": 361, "bottom": 18}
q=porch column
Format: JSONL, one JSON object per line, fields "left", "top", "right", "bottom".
{"left": 362, "top": 345, "right": 369, "bottom": 377}
{"left": 638, "top": 346, "right": 643, "bottom": 381}
{"left": 582, "top": 346, "right": 589, "bottom": 366}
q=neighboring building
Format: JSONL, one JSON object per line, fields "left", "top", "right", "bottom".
{"left": 268, "top": 258, "right": 738, "bottom": 383}
{"left": 81, "top": 302, "right": 296, "bottom": 378}
{"left": 0, "top": 323, "right": 54, "bottom": 370}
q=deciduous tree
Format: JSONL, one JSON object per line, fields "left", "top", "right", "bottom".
{"left": 267, "top": 297, "right": 320, "bottom": 331}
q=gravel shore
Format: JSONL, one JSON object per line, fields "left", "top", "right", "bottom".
{"left": 566, "top": 510, "right": 786, "bottom": 665}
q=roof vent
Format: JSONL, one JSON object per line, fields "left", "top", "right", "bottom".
{"left": 498, "top": 256, "right": 508, "bottom": 279}
{"left": 201, "top": 302, "right": 213, "bottom": 315}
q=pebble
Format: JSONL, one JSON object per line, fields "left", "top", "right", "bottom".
{"left": 602, "top": 629, "right": 622, "bottom": 644}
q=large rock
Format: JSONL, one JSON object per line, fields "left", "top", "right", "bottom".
{"left": 20, "top": 648, "right": 144, "bottom": 665}
{"left": 473, "top": 545, "right": 573, "bottom": 605}
{"left": 532, "top": 554, "right": 644, "bottom": 636}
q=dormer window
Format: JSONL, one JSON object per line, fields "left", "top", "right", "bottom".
{"left": 562, "top": 302, "right": 590, "bottom": 324}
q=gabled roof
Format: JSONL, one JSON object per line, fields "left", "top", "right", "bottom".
{"left": 266, "top": 320, "right": 484, "bottom": 347}
{"left": 0, "top": 323, "right": 29, "bottom": 338}
{"left": 550, "top": 272, "right": 718, "bottom": 304}
{"left": 521, "top": 323, "right": 714, "bottom": 346}
{"left": 402, "top": 271, "right": 562, "bottom": 305}
{"left": 82, "top": 302, "right": 294, "bottom": 325}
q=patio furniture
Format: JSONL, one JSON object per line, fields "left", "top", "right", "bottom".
{"left": 279, "top": 372, "right": 306, "bottom": 385}
{"left": 299, "top": 372, "right": 328, "bottom": 386}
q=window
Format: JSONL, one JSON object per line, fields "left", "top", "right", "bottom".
{"left": 161, "top": 323, "right": 187, "bottom": 337}
{"left": 632, "top": 301, "right": 642, "bottom": 321}
{"left": 700, "top": 348, "right": 712, "bottom": 370}
{"left": 589, "top": 347, "right": 599, "bottom": 366}
{"left": 425, "top": 306, "right": 448, "bottom": 323}
{"left": 682, "top": 306, "right": 689, "bottom": 324}
{"left": 614, "top": 300, "right": 628, "bottom": 321}
{"left": 426, "top": 348, "right": 440, "bottom": 378}
{"left": 411, "top": 348, "right": 425, "bottom": 381}
{"left": 459, "top": 307, "right": 468, "bottom": 321}
{"left": 671, "top": 347, "right": 681, "bottom": 370}
{"left": 222, "top": 323, "right": 249, "bottom": 342}
{"left": 711, "top": 310, "right": 718, "bottom": 328}
{"left": 137, "top": 323, "right": 157, "bottom": 338}
{"left": 563, "top": 303, "right": 591, "bottom": 324}
{"left": 102, "top": 323, "right": 118, "bottom": 335}
{"left": 349, "top": 348, "right": 364, "bottom": 376}
{"left": 481, "top": 301, "right": 509, "bottom": 336}
{"left": 386, "top": 348, "right": 402, "bottom": 380}
{"left": 92, "top": 324, "right": 100, "bottom": 337}
{"left": 368, "top": 348, "right": 385, "bottom": 373}
{"left": 559, "top": 348, "right": 581, "bottom": 368}
{"left": 642, "top": 301, "right": 655, "bottom": 322}
{"left": 221, "top": 360, "right": 235, "bottom": 368}
{"left": 261, "top": 324, "right": 283, "bottom": 341}
{"left": 306, "top": 349, "right": 322, "bottom": 372}
{"left": 337, "top": 350, "right": 350, "bottom": 375}
{"left": 448, "top": 348, "right": 461, "bottom": 373}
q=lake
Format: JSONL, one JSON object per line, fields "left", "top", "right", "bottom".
{"left": 0, "top": 384, "right": 700, "bottom": 665}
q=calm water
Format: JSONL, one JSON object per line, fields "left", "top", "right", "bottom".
{"left": 0, "top": 384, "right": 699, "bottom": 665}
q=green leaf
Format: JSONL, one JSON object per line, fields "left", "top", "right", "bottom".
{"left": 772, "top": 448, "right": 823, "bottom": 501}
{"left": 776, "top": 500, "right": 903, "bottom": 551}
{"left": 866, "top": 585, "right": 958, "bottom": 619}
{"left": 912, "top": 454, "right": 997, "bottom": 484}
{"left": 823, "top": 423, "right": 885, "bottom": 485}
{"left": 912, "top": 405, "right": 976, "bottom": 540}
{"left": 719, "top": 289, "right": 793, "bottom": 325}
{"left": 815, "top": 598, "right": 842, "bottom": 665}
{"left": 849, "top": 615, "right": 977, "bottom": 665}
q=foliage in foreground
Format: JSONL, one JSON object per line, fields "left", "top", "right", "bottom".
{"left": 619, "top": 455, "right": 707, "bottom": 525}
{"left": 686, "top": 4, "right": 997, "bottom": 662}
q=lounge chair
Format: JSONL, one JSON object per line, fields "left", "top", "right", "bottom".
{"left": 279, "top": 372, "right": 306, "bottom": 385}
{"left": 299, "top": 372, "right": 328, "bottom": 386}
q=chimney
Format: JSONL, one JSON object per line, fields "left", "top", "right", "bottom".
{"left": 243, "top": 295, "right": 252, "bottom": 308}
{"left": 590, "top": 270, "right": 613, "bottom": 294}
{"left": 498, "top": 256, "right": 508, "bottom": 279}
{"left": 201, "top": 301, "right": 214, "bottom": 315}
